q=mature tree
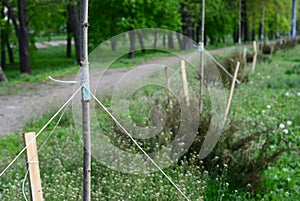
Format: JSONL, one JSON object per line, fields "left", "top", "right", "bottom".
{"left": 17, "top": 0, "right": 31, "bottom": 74}
{"left": 67, "top": 3, "right": 80, "bottom": 63}
{"left": 3, "top": 0, "right": 31, "bottom": 74}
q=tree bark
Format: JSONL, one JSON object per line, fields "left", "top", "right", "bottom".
{"left": 18, "top": 0, "right": 31, "bottom": 74}
{"left": 1, "top": 5, "right": 6, "bottom": 68}
{"left": 168, "top": 32, "right": 174, "bottom": 49}
{"left": 137, "top": 31, "right": 145, "bottom": 53}
{"left": 291, "top": 0, "right": 297, "bottom": 38}
{"left": 128, "top": 29, "right": 135, "bottom": 58}
{"left": 259, "top": 5, "right": 265, "bottom": 42}
{"left": 67, "top": 4, "right": 80, "bottom": 64}
{"left": 153, "top": 30, "right": 158, "bottom": 50}
{"left": 241, "top": 0, "right": 250, "bottom": 41}
{"left": 66, "top": 21, "right": 72, "bottom": 57}
{"left": 0, "top": 65, "right": 8, "bottom": 82}
{"left": 7, "top": 39, "right": 14, "bottom": 64}
{"left": 252, "top": 11, "right": 256, "bottom": 41}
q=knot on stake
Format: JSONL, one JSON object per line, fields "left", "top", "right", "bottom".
{"left": 82, "top": 22, "right": 90, "bottom": 27}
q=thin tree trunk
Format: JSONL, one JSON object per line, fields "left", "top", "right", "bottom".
{"left": 128, "top": 29, "right": 135, "bottom": 58}
{"left": 110, "top": 39, "right": 117, "bottom": 51}
{"left": 80, "top": 0, "right": 91, "bottom": 200}
{"left": 67, "top": 4, "right": 80, "bottom": 64}
{"left": 153, "top": 30, "right": 158, "bottom": 50}
{"left": 7, "top": 39, "right": 14, "bottom": 64}
{"left": 1, "top": 5, "right": 6, "bottom": 68}
{"left": 0, "top": 65, "right": 8, "bottom": 82}
{"left": 176, "top": 32, "right": 184, "bottom": 50}
{"left": 260, "top": 5, "right": 265, "bottom": 42}
{"left": 291, "top": 0, "right": 297, "bottom": 38}
{"left": 199, "top": 0, "right": 205, "bottom": 113}
{"left": 242, "top": 0, "right": 250, "bottom": 41}
{"left": 168, "top": 32, "right": 174, "bottom": 49}
{"left": 2, "top": 3, "right": 14, "bottom": 64}
{"left": 137, "top": 31, "right": 145, "bottom": 53}
{"left": 66, "top": 21, "right": 72, "bottom": 57}
{"left": 18, "top": 0, "right": 31, "bottom": 74}
{"left": 238, "top": 0, "right": 242, "bottom": 44}
{"left": 252, "top": 11, "right": 256, "bottom": 41}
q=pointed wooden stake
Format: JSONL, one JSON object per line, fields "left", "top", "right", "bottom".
{"left": 181, "top": 60, "right": 190, "bottom": 106}
{"left": 224, "top": 62, "right": 240, "bottom": 122}
{"left": 23, "top": 132, "right": 43, "bottom": 201}
{"left": 252, "top": 41, "right": 258, "bottom": 74}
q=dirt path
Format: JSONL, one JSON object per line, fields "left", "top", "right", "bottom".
{"left": 0, "top": 45, "right": 244, "bottom": 136}
{"left": 0, "top": 52, "right": 196, "bottom": 135}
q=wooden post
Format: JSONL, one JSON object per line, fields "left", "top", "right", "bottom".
{"left": 181, "top": 60, "right": 190, "bottom": 106}
{"left": 252, "top": 41, "right": 258, "bottom": 74}
{"left": 164, "top": 66, "right": 173, "bottom": 108}
{"left": 80, "top": 0, "right": 91, "bottom": 201}
{"left": 23, "top": 132, "right": 43, "bottom": 201}
{"left": 224, "top": 62, "right": 240, "bottom": 122}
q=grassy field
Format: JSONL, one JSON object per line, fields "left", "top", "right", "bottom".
{"left": 0, "top": 43, "right": 299, "bottom": 200}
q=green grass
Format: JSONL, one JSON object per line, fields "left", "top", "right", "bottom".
{"left": 0, "top": 44, "right": 299, "bottom": 200}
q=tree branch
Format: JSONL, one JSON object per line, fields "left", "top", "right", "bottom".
{"left": 2, "top": 0, "right": 19, "bottom": 38}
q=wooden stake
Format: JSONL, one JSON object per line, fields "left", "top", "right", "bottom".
{"left": 164, "top": 66, "right": 173, "bottom": 108}
{"left": 23, "top": 132, "right": 43, "bottom": 201}
{"left": 181, "top": 60, "right": 190, "bottom": 106}
{"left": 252, "top": 41, "right": 258, "bottom": 74}
{"left": 224, "top": 62, "right": 240, "bottom": 122}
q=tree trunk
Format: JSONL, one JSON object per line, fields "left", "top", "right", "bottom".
{"left": 291, "top": 0, "right": 297, "bottom": 38}
{"left": 67, "top": 4, "right": 80, "bottom": 64}
{"left": 2, "top": 1, "right": 15, "bottom": 65}
{"left": 0, "top": 65, "right": 8, "bottom": 82}
{"left": 18, "top": 0, "right": 31, "bottom": 74}
{"left": 168, "top": 32, "right": 174, "bottom": 49}
{"left": 110, "top": 39, "right": 117, "bottom": 51}
{"left": 242, "top": 0, "right": 250, "bottom": 41}
{"left": 176, "top": 32, "right": 184, "bottom": 50}
{"left": 137, "top": 31, "right": 145, "bottom": 53}
{"left": 238, "top": 0, "right": 242, "bottom": 43}
{"left": 1, "top": 43, "right": 6, "bottom": 69}
{"left": 1, "top": 5, "right": 6, "bottom": 68}
{"left": 66, "top": 21, "right": 72, "bottom": 57}
{"left": 128, "top": 29, "right": 135, "bottom": 58}
{"left": 7, "top": 39, "right": 14, "bottom": 64}
{"left": 153, "top": 30, "right": 158, "bottom": 50}
{"left": 252, "top": 11, "right": 256, "bottom": 41}
{"left": 260, "top": 5, "right": 265, "bottom": 42}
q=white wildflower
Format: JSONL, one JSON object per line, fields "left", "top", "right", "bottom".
{"left": 283, "top": 129, "right": 288, "bottom": 134}
{"left": 266, "top": 105, "right": 271, "bottom": 109}
{"left": 279, "top": 123, "right": 285, "bottom": 129}
{"left": 297, "top": 92, "right": 300, "bottom": 96}
{"left": 287, "top": 120, "right": 292, "bottom": 126}
{"left": 262, "top": 110, "right": 266, "bottom": 114}
{"left": 285, "top": 92, "right": 290, "bottom": 97}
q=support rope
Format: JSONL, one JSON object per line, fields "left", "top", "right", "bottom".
{"left": 87, "top": 88, "right": 190, "bottom": 201}
{"left": 0, "top": 87, "right": 81, "bottom": 178}
{"left": 21, "top": 102, "right": 70, "bottom": 200}
{"left": 205, "top": 50, "right": 241, "bottom": 84}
